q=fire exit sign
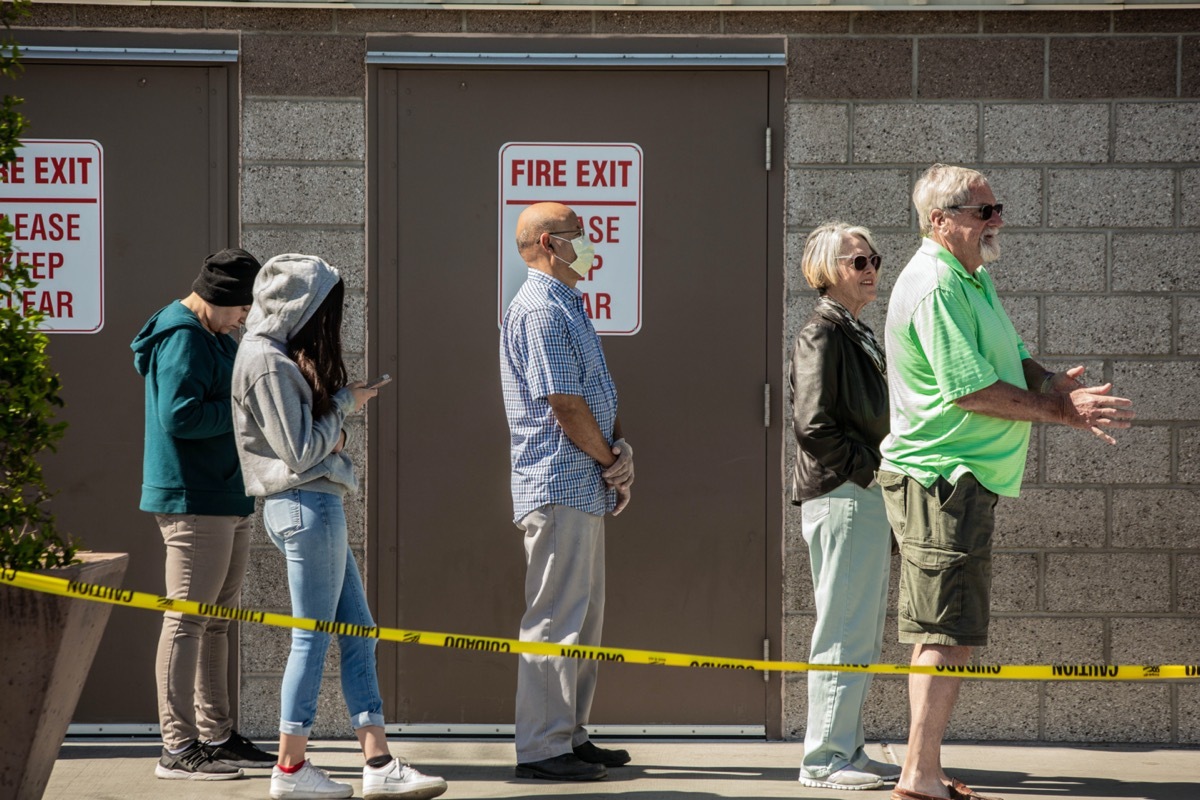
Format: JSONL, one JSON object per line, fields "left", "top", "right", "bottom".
{"left": 0, "top": 139, "right": 105, "bottom": 334}
{"left": 498, "top": 142, "right": 643, "bottom": 336}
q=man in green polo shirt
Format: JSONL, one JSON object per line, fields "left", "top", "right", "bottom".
{"left": 879, "top": 164, "right": 1135, "bottom": 800}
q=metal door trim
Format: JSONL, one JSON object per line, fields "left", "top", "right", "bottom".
{"left": 21, "top": 46, "right": 238, "bottom": 63}
{"left": 385, "top": 724, "right": 767, "bottom": 737}
{"left": 366, "top": 51, "right": 785, "bottom": 66}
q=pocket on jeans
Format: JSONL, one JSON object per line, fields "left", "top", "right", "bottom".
{"left": 263, "top": 491, "right": 303, "bottom": 539}
{"left": 801, "top": 496, "right": 830, "bottom": 525}
{"left": 800, "top": 496, "right": 829, "bottom": 544}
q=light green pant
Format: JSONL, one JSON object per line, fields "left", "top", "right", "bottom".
{"left": 800, "top": 480, "right": 891, "bottom": 778}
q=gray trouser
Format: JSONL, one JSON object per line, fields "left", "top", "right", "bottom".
{"left": 514, "top": 504, "right": 605, "bottom": 763}
{"left": 154, "top": 513, "right": 252, "bottom": 749}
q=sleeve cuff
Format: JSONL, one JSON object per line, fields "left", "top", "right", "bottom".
{"left": 333, "top": 387, "right": 356, "bottom": 416}
{"left": 941, "top": 371, "right": 1000, "bottom": 403}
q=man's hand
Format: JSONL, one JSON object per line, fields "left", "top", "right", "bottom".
{"left": 1059, "top": 382, "right": 1135, "bottom": 444}
{"left": 602, "top": 438, "right": 634, "bottom": 488}
{"left": 612, "top": 482, "right": 632, "bottom": 516}
{"left": 1047, "top": 365, "right": 1086, "bottom": 394}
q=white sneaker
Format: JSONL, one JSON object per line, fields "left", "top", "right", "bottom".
{"left": 362, "top": 758, "right": 448, "bottom": 800}
{"left": 860, "top": 757, "right": 901, "bottom": 781}
{"left": 798, "top": 765, "right": 885, "bottom": 790}
{"left": 269, "top": 761, "right": 354, "bottom": 799}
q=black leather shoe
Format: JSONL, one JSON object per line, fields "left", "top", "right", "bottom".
{"left": 515, "top": 753, "right": 607, "bottom": 781}
{"left": 573, "top": 740, "right": 631, "bottom": 767}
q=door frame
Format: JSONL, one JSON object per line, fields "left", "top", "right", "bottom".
{"left": 366, "top": 36, "right": 785, "bottom": 737}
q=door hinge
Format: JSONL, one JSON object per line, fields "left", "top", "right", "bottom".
{"left": 763, "top": 383, "right": 771, "bottom": 428}
{"left": 763, "top": 637, "right": 771, "bottom": 682}
{"left": 764, "top": 127, "right": 772, "bottom": 172}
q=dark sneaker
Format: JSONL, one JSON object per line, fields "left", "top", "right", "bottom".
{"left": 155, "top": 741, "right": 244, "bottom": 781}
{"left": 204, "top": 730, "right": 277, "bottom": 768}
{"left": 515, "top": 753, "right": 607, "bottom": 781}
{"left": 573, "top": 740, "right": 631, "bottom": 767}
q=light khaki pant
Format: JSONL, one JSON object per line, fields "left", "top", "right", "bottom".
{"left": 154, "top": 513, "right": 252, "bottom": 749}
{"left": 514, "top": 504, "right": 606, "bottom": 764}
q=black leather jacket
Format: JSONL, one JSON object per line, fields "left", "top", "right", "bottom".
{"left": 788, "top": 303, "right": 889, "bottom": 504}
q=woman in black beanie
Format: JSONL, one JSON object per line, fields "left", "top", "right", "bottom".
{"left": 131, "top": 248, "right": 277, "bottom": 781}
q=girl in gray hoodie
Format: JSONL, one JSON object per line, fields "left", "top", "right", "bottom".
{"left": 232, "top": 254, "right": 446, "bottom": 800}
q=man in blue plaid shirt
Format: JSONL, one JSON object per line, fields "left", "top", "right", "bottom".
{"left": 500, "top": 202, "right": 634, "bottom": 783}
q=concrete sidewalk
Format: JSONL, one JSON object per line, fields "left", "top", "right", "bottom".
{"left": 44, "top": 739, "right": 1198, "bottom": 800}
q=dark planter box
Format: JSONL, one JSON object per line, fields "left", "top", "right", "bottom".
{"left": 0, "top": 552, "right": 129, "bottom": 800}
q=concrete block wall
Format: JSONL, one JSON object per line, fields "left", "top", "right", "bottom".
{"left": 784, "top": 10, "right": 1200, "bottom": 744}
{"left": 237, "top": 41, "right": 371, "bottom": 738}
{"left": 28, "top": 3, "right": 1200, "bottom": 743}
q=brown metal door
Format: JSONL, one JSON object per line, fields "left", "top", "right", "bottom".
{"left": 17, "top": 59, "right": 235, "bottom": 724}
{"left": 371, "top": 66, "right": 782, "bottom": 727}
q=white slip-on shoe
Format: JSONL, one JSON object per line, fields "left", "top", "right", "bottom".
{"left": 860, "top": 757, "right": 902, "bottom": 781}
{"left": 362, "top": 758, "right": 447, "bottom": 800}
{"left": 799, "top": 765, "right": 886, "bottom": 791}
{"left": 269, "top": 761, "right": 354, "bottom": 799}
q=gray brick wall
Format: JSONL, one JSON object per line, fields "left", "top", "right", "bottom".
{"left": 30, "top": 2, "right": 1200, "bottom": 744}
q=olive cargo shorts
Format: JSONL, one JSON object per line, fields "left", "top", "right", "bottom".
{"left": 877, "top": 470, "right": 998, "bottom": 647}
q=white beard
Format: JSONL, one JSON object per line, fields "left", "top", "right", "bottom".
{"left": 980, "top": 236, "right": 1001, "bottom": 264}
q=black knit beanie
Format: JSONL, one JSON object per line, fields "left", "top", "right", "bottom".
{"left": 192, "top": 248, "right": 262, "bottom": 307}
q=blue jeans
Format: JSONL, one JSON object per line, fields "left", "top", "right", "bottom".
{"left": 263, "top": 488, "right": 384, "bottom": 737}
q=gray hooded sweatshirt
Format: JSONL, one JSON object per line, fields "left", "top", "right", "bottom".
{"left": 231, "top": 254, "right": 358, "bottom": 498}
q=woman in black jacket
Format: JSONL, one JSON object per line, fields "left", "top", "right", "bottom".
{"left": 790, "top": 222, "right": 896, "bottom": 791}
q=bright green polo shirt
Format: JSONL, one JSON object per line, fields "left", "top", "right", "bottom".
{"left": 880, "top": 238, "right": 1031, "bottom": 497}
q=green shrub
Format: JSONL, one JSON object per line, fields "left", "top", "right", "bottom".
{"left": 0, "top": 0, "right": 76, "bottom": 570}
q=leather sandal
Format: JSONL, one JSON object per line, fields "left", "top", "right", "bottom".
{"left": 948, "top": 779, "right": 1004, "bottom": 800}
{"left": 891, "top": 789, "right": 950, "bottom": 800}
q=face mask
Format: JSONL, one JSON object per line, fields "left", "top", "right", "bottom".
{"left": 552, "top": 234, "right": 596, "bottom": 278}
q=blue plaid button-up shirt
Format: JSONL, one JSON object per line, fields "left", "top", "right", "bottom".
{"left": 501, "top": 269, "right": 618, "bottom": 523}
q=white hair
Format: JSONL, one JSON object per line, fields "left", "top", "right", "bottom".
{"left": 913, "top": 163, "right": 989, "bottom": 236}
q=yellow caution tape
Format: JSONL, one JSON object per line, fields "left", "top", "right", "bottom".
{"left": 3, "top": 567, "right": 1198, "bottom": 681}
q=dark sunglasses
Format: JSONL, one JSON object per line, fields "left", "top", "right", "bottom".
{"left": 837, "top": 253, "right": 882, "bottom": 272}
{"left": 948, "top": 203, "right": 1004, "bottom": 221}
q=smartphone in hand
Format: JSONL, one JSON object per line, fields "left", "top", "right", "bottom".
{"left": 364, "top": 374, "right": 392, "bottom": 389}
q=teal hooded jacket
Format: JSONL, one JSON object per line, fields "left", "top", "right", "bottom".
{"left": 131, "top": 301, "right": 255, "bottom": 516}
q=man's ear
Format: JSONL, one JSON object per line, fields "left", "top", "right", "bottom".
{"left": 928, "top": 208, "right": 944, "bottom": 231}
